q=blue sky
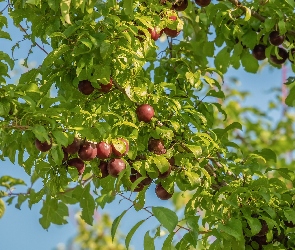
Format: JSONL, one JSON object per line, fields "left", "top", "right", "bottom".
{"left": 0, "top": 2, "right": 291, "bottom": 249}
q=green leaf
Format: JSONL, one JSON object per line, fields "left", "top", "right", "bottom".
{"left": 42, "top": 44, "right": 70, "bottom": 68}
{"left": 26, "top": 0, "right": 40, "bottom": 5}
{"left": 18, "top": 68, "right": 40, "bottom": 85}
{"left": 242, "top": 30, "right": 257, "bottom": 49}
{"left": 244, "top": 7, "right": 251, "bottom": 21}
{"left": 0, "top": 199, "right": 5, "bottom": 219}
{"left": 123, "top": 0, "right": 133, "bottom": 18}
{"left": 31, "top": 125, "right": 50, "bottom": 142}
{"left": 144, "top": 231, "right": 155, "bottom": 250}
{"left": 162, "top": 232, "right": 175, "bottom": 250}
{"left": 125, "top": 219, "right": 145, "bottom": 249}
{"left": 225, "top": 122, "right": 243, "bottom": 133}
{"left": 80, "top": 194, "right": 95, "bottom": 225}
{"left": 285, "top": 0, "right": 295, "bottom": 7}
{"left": 152, "top": 207, "right": 178, "bottom": 233}
{"left": 152, "top": 155, "right": 170, "bottom": 174}
{"left": 111, "top": 209, "right": 128, "bottom": 241}
{"left": 0, "top": 30, "right": 11, "bottom": 40}
{"left": 15, "top": 194, "right": 28, "bottom": 210}
{"left": 278, "top": 20, "right": 286, "bottom": 34}
{"left": 185, "top": 144, "right": 202, "bottom": 157}
{"left": 286, "top": 85, "right": 295, "bottom": 106}
{"left": 253, "top": 148, "right": 276, "bottom": 163}
{"left": 0, "top": 176, "right": 26, "bottom": 188}
{"left": 39, "top": 199, "right": 68, "bottom": 229}
{"left": 100, "top": 40, "right": 111, "bottom": 59}
{"left": 0, "top": 51, "right": 14, "bottom": 69}
{"left": 218, "top": 218, "right": 243, "bottom": 241}
{"left": 48, "top": 0, "right": 58, "bottom": 10}
{"left": 214, "top": 46, "right": 230, "bottom": 73}
{"left": 50, "top": 145, "right": 64, "bottom": 165}
{"left": 244, "top": 216, "right": 262, "bottom": 236}
{"left": 284, "top": 208, "right": 295, "bottom": 223}
{"left": 0, "top": 98, "right": 10, "bottom": 117}
{"left": 52, "top": 130, "right": 68, "bottom": 146}
{"left": 241, "top": 50, "right": 259, "bottom": 73}
{"left": 60, "top": 0, "right": 71, "bottom": 24}
{"left": 80, "top": 38, "right": 92, "bottom": 50}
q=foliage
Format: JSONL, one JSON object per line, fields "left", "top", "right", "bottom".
{"left": 1, "top": 0, "right": 295, "bottom": 249}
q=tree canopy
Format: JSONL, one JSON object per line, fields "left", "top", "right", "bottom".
{"left": 1, "top": 0, "right": 295, "bottom": 249}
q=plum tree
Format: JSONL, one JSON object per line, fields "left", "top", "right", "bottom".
{"left": 2, "top": 0, "right": 295, "bottom": 249}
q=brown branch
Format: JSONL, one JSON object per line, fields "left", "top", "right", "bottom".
{"left": 2, "top": 125, "right": 30, "bottom": 131}
{"left": 227, "top": 0, "right": 295, "bottom": 36}
{"left": 18, "top": 24, "right": 49, "bottom": 55}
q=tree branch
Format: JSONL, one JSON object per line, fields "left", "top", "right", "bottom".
{"left": 227, "top": 0, "right": 295, "bottom": 36}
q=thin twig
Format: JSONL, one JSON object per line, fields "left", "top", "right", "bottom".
{"left": 18, "top": 24, "right": 49, "bottom": 55}
{"left": 118, "top": 193, "right": 191, "bottom": 231}
{"left": 0, "top": 4, "right": 8, "bottom": 13}
{"left": 3, "top": 125, "right": 30, "bottom": 131}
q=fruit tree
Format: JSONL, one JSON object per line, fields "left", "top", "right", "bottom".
{"left": 1, "top": 0, "right": 295, "bottom": 249}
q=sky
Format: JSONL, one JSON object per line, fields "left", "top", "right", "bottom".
{"left": 0, "top": 2, "right": 292, "bottom": 250}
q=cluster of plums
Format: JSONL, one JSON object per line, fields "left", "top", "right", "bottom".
{"left": 35, "top": 137, "right": 129, "bottom": 175}
{"left": 252, "top": 31, "right": 294, "bottom": 65}
{"left": 35, "top": 137, "right": 175, "bottom": 200}
{"left": 97, "top": 138, "right": 175, "bottom": 200}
